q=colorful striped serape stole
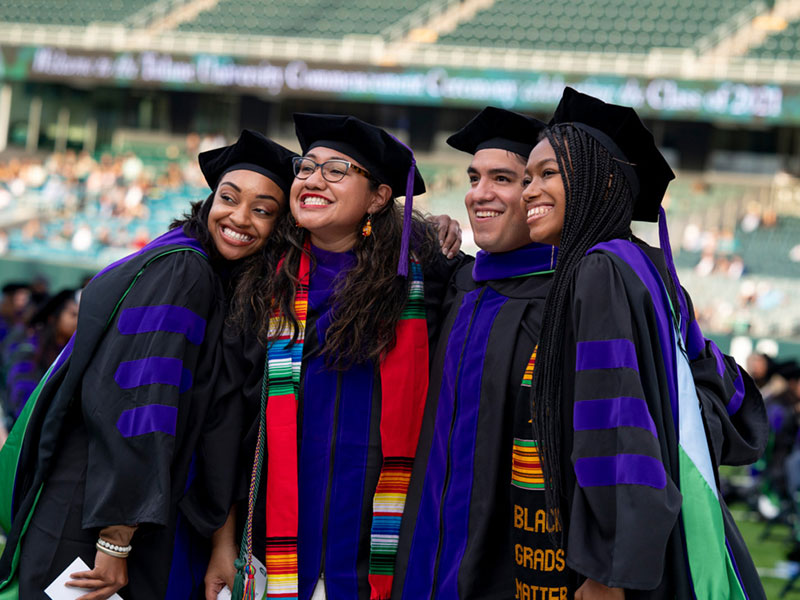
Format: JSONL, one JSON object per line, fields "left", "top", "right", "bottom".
{"left": 512, "top": 348, "right": 545, "bottom": 491}
{"left": 264, "top": 248, "right": 308, "bottom": 600}
{"left": 262, "top": 247, "right": 427, "bottom": 600}
{"left": 368, "top": 259, "right": 428, "bottom": 600}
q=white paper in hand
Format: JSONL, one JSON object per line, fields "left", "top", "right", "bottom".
{"left": 217, "top": 585, "right": 233, "bottom": 600}
{"left": 216, "top": 556, "right": 268, "bottom": 600}
{"left": 44, "top": 557, "right": 123, "bottom": 600}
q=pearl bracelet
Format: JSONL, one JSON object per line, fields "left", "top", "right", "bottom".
{"left": 96, "top": 537, "right": 132, "bottom": 558}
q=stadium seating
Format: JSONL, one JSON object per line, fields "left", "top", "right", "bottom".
{"left": 437, "top": 0, "right": 760, "bottom": 52}
{"left": 178, "top": 0, "right": 429, "bottom": 38}
{"left": 747, "top": 18, "right": 800, "bottom": 60}
{"left": 0, "top": 0, "right": 155, "bottom": 25}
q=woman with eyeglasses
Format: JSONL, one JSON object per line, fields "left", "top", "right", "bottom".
{"left": 204, "top": 113, "right": 464, "bottom": 600}
{"left": 0, "top": 131, "right": 297, "bottom": 600}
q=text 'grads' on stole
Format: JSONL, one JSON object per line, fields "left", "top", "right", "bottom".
{"left": 520, "top": 87, "right": 767, "bottom": 599}
{"left": 393, "top": 106, "right": 576, "bottom": 600}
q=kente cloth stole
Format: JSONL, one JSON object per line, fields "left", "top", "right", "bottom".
{"left": 264, "top": 244, "right": 428, "bottom": 600}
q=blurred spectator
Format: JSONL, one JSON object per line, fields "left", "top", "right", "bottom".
{"left": 3, "top": 289, "right": 79, "bottom": 426}
{"left": 0, "top": 283, "right": 30, "bottom": 344}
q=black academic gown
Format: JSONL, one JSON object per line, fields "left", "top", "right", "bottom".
{"left": 231, "top": 244, "right": 462, "bottom": 600}
{"left": 2, "top": 228, "right": 240, "bottom": 599}
{"left": 557, "top": 239, "right": 766, "bottom": 599}
{"left": 393, "top": 244, "right": 568, "bottom": 600}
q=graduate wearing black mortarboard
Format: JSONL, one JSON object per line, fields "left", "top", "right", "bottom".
{"left": 520, "top": 88, "right": 766, "bottom": 599}
{"left": 0, "top": 130, "right": 296, "bottom": 600}
{"left": 390, "top": 107, "right": 574, "bottom": 600}
{"left": 218, "top": 113, "right": 465, "bottom": 600}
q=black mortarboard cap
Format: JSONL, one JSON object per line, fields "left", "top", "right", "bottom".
{"left": 293, "top": 113, "right": 426, "bottom": 276}
{"left": 30, "top": 289, "right": 77, "bottom": 326}
{"left": 199, "top": 129, "right": 298, "bottom": 199}
{"left": 549, "top": 87, "right": 675, "bottom": 223}
{"left": 2, "top": 282, "right": 29, "bottom": 295}
{"left": 447, "top": 106, "right": 546, "bottom": 158}
{"left": 293, "top": 113, "right": 425, "bottom": 198}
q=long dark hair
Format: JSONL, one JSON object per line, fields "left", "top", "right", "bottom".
{"left": 171, "top": 193, "right": 284, "bottom": 334}
{"left": 530, "top": 124, "right": 634, "bottom": 539}
{"left": 258, "top": 193, "right": 437, "bottom": 369}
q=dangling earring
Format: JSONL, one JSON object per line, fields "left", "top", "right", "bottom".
{"left": 361, "top": 214, "right": 373, "bottom": 237}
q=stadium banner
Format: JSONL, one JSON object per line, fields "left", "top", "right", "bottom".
{"left": 1, "top": 45, "right": 799, "bottom": 124}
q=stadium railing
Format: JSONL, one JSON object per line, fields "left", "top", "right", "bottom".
{"left": 2, "top": 22, "right": 800, "bottom": 84}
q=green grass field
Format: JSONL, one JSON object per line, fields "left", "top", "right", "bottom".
{"left": 735, "top": 504, "right": 799, "bottom": 598}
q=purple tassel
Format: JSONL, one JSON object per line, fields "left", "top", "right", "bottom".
{"left": 397, "top": 158, "right": 416, "bottom": 278}
{"left": 657, "top": 206, "right": 689, "bottom": 334}
{"left": 387, "top": 133, "right": 417, "bottom": 278}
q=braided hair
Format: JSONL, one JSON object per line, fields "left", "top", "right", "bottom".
{"left": 530, "top": 124, "right": 635, "bottom": 541}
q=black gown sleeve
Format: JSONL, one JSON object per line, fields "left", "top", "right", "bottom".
{"left": 564, "top": 253, "right": 682, "bottom": 589}
{"left": 682, "top": 291, "right": 767, "bottom": 468}
{"left": 80, "top": 251, "right": 221, "bottom": 529}
{"left": 179, "top": 334, "right": 245, "bottom": 537}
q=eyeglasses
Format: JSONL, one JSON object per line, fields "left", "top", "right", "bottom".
{"left": 292, "top": 156, "right": 372, "bottom": 183}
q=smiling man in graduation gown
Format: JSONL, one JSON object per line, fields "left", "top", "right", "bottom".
{"left": 392, "top": 107, "right": 571, "bottom": 599}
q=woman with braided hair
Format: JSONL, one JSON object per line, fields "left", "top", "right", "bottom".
{"left": 520, "top": 88, "right": 766, "bottom": 599}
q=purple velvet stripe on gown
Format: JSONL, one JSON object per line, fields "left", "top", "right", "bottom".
{"left": 587, "top": 240, "right": 680, "bottom": 431}
{"left": 589, "top": 238, "right": 751, "bottom": 594}
{"left": 92, "top": 227, "right": 205, "bottom": 281}
{"left": 403, "top": 288, "right": 507, "bottom": 599}
{"left": 573, "top": 397, "right": 658, "bottom": 438}
{"left": 685, "top": 300, "right": 745, "bottom": 416}
{"left": 435, "top": 288, "right": 507, "bottom": 599}
{"left": 576, "top": 339, "right": 638, "bottom": 372}
{"left": 298, "top": 348, "right": 338, "bottom": 600}
{"left": 574, "top": 454, "right": 667, "bottom": 489}
{"left": 113, "top": 356, "right": 192, "bottom": 393}
{"left": 472, "top": 242, "right": 556, "bottom": 282}
{"left": 46, "top": 229, "right": 204, "bottom": 385}
{"left": 118, "top": 304, "right": 207, "bottom": 345}
{"left": 402, "top": 289, "right": 480, "bottom": 599}
{"left": 116, "top": 404, "right": 179, "bottom": 437}
{"left": 573, "top": 240, "right": 679, "bottom": 495}
{"left": 298, "top": 243, "right": 369, "bottom": 600}
{"left": 324, "top": 363, "right": 373, "bottom": 599}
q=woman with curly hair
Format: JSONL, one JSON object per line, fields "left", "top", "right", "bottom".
{"left": 520, "top": 88, "right": 766, "bottom": 599}
{"left": 206, "top": 113, "right": 463, "bottom": 600}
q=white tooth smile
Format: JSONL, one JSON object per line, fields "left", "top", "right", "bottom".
{"left": 527, "top": 206, "right": 553, "bottom": 218}
{"left": 222, "top": 226, "right": 253, "bottom": 243}
{"left": 302, "top": 197, "right": 331, "bottom": 206}
{"left": 475, "top": 210, "right": 501, "bottom": 218}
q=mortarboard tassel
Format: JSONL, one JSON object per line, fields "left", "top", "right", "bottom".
{"left": 387, "top": 134, "right": 417, "bottom": 278}
{"left": 397, "top": 157, "right": 416, "bottom": 278}
{"left": 657, "top": 206, "right": 689, "bottom": 332}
